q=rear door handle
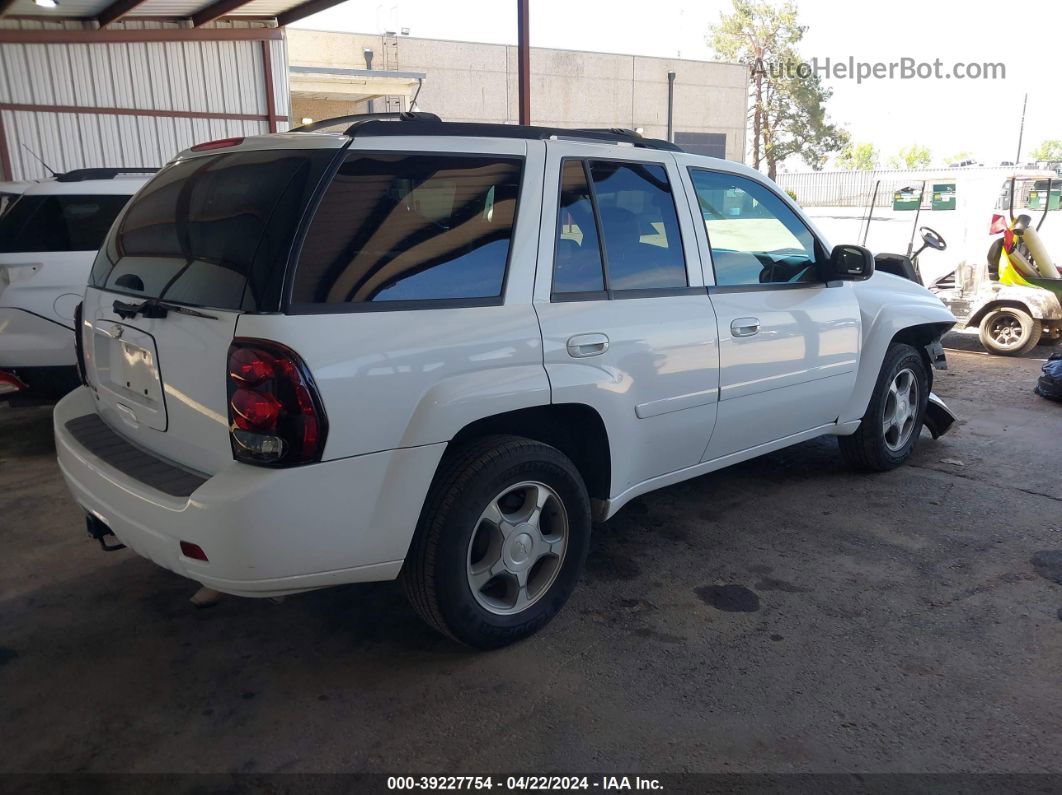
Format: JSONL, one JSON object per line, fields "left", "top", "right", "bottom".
{"left": 566, "top": 333, "right": 609, "bottom": 358}
{"left": 730, "top": 317, "right": 760, "bottom": 337}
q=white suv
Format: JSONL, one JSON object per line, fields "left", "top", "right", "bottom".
{"left": 0, "top": 168, "right": 154, "bottom": 398}
{"left": 54, "top": 116, "right": 956, "bottom": 648}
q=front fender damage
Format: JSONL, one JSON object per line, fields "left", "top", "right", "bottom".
{"left": 923, "top": 392, "right": 956, "bottom": 439}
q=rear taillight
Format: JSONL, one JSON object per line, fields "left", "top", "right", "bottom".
{"left": 73, "top": 301, "right": 87, "bottom": 386}
{"left": 989, "top": 214, "right": 1008, "bottom": 235}
{"left": 226, "top": 339, "right": 327, "bottom": 466}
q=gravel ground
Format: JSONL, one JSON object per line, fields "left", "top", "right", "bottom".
{"left": 0, "top": 333, "right": 1060, "bottom": 775}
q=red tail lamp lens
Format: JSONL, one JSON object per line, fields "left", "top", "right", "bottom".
{"left": 228, "top": 347, "right": 275, "bottom": 386}
{"left": 230, "top": 388, "right": 282, "bottom": 431}
{"left": 180, "top": 541, "right": 208, "bottom": 561}
{"left": 989, "top": 214, "right": 1008, "bottom": 235}
{"left": 226, "top": 339, "right": 327, "bottom": 467}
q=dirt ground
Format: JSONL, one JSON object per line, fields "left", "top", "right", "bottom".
{"left": 1, "top": 333, "right": 1060, "bottom": 775}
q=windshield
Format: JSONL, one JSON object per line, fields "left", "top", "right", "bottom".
{"left": 90, "top": 148, "right": 337, "bottom": 312}
{"left": 0, "top": 194, "right": 130, "bottom": 253}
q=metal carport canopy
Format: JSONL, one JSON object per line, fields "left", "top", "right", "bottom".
{"left": 0, "top": 0, "right": 345, "bottom": 28}
{"left": 0, "top": 0, "right": 353, "bottom": 180}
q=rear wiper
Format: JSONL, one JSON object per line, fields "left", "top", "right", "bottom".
{"left": 113, "top": 298, "right": 218, "bottom": 321}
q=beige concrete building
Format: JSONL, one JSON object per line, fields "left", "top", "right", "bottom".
{"left": 287, "top": 29, "right": 748, "bottom": 161}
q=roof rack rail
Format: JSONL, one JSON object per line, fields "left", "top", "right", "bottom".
{"left": 55, "top": 167, "right": 157, "bottom": 183}
{"left": 290, "top": 111, "right": 442, "bottom": 135}
{"left": 288, "top": 113, "right": 681, "bottom": 151}
{"left": 339, "top": 118, "right": 682, "bottom": 151}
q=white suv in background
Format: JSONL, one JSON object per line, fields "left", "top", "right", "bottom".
{"left": 54, "top": 116, "right": 956, "bottom": 648}
{"left": 0, "top": 168, "right": 153, "bottom": 399}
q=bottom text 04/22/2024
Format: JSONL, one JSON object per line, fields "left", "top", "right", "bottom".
{"left": 387, "top": 776, "right": 664, "bottom": 791}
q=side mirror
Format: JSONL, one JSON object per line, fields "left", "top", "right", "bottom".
{"left": 828, "top": 244, "right": 875, "bottom": 281}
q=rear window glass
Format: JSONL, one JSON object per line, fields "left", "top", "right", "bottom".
{"left": 291, "top": 153, "right": 523, "bottom": 306}
{"left": 0, "top": 194, "right": 130, "bottom": 253}
{"left": 90, "top": 149, "right": 335, "bottom": 312}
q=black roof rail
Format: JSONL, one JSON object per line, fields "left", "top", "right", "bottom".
{"left": 286, "top": 111, "right": 680, "bottom": 151}
{"left": 339, "top": 118, "right": 682, "bottom": 151}
{"left": 55, "top": 167, "right": 157, "bottom": 183}
{"left": 289, "top": 111, "right": 442, "bottom": 134}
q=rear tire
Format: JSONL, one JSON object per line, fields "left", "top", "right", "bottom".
{"left": 978, "top": 307, "right": 1041, "bottom": 356}
{"left": 839, "top": 343, "right": 929, "bottom": 472}
{"left": 401, "top": 435, "right": 591, "bottom": 649}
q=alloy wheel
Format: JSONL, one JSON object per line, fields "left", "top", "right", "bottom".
{"left": 466, "top": 481, "right": 569, "bottom": 616}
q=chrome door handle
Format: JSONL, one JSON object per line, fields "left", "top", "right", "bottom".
{"left": 566, "top": 333, "right": 609, "bottom": 358}
{"left": 731, "top": 317, "right": 760, "bottom": 337}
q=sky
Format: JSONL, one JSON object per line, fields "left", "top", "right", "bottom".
{"left": 292, "top": 0, "right": 1062, "bottom": 169}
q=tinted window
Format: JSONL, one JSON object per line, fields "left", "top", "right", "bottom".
{"left": 292, "top": 153, "right": 522, "bottom": 305}
{"left": 588, "top": 161, "right": 687, "bottom": 290}
{"left": 0, "top": 194, "right": 129, "bottom": 253}
{"left": 689, "top": 169, "right": 822, "bottom": 287}
{"left": 553, "top": 160, "right": 605, "bottom": 294}
{"left": 91, "top": 149, "right": 334, "bottom": 311}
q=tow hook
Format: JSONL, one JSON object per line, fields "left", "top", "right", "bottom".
{"left": 86, "top": 514, "right": 126, "bottom": 552}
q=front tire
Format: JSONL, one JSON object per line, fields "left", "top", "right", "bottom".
{"left": 978, "top": 307, "right": 1041, "bottom": 356}
{"left": 839, "top": 343, "right": 929, "bottom": 472}
{"left": 401, "top": 435, "right": 591, "bottom": 649}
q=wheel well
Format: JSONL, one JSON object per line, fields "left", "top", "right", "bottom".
{"left": 448, "top": 404, "right": 611, "bottom": 501}
{"left": 890, "top": 322, "right": 953, "bottom": 389}
{"left": 967, "top": 300, "right": 1032, "bottom": 328}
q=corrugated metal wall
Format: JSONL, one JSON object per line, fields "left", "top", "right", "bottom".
{"left": 0, "top": 19, "right": 289, "bottom": 180}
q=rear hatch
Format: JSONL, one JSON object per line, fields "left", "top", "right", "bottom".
{"left": 82, "top": 145, "right": 338, "bottom": 475}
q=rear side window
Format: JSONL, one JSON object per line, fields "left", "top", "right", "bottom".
{"left": 0, "top": 194, "right": 129, "bottom": 253}
{"left": 90, "top": 149, "right": 335, "bottom": 312}
{"left": 552, "top": 159, "right": 687, "bottom": 297}
{"left": 291, "top": 153, "right": 522, "bottom": 307}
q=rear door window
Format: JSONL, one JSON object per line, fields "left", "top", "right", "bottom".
{"left": 0, "top": 194, "right": 130, "bottom": 253}
{"left": 90, "top": 149, "right": 336, "bottom": 311}
{"left": 291, "top": 153, "right": 523, "bottom": 308}
{"left": 551, "top": 158, "right": 688, "bottom": 297}
{"left": 589, "top": 161, "right": 687, "bottom": 291}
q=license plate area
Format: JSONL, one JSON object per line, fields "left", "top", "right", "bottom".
{"left": 92, "top": 320, "right": 167, "bottom": 431}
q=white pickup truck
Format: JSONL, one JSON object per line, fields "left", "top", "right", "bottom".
{"left": 53, "top": 115, "right": 956, "bottom": 648}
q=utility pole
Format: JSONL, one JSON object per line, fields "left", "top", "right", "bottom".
{"left": 666, "top": 71, "right": 676, "bottom": 143}
{"left": 1016, "top": 93, "right": 1028, "bottom": 164}
{"left": 517, "top": 0, "right": 530, "bottom": 125}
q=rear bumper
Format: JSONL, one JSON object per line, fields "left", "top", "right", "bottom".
{"left": 54, "top": 387, "right": 445, "bottom": 597}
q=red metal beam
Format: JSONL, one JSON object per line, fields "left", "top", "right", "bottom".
{"left": 276, "top": 0, "right": 348, "bottom": 27}
{"left": 0, "top": 27, "right": 283, "bottom": 43}
{"left": 96, "top": 0, "right": 151, "bottom": 27}
{"left": 191, "top": 0, "right": 256, "bottom": 27}
{"left": 517, "top": 0, "right": 530, "bottom": 125}
{"left": 261, "top": 40, "right": 279, "bottom": 133}
{"left": 0, "top": 110, "right": 13, "bottom": 181}
{"left": 0, "top": 101, "right": 287, "bottom": 125}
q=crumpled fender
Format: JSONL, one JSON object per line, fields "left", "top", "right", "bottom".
{"left": 839, "top": 272, "right": 956, "bottom": 425}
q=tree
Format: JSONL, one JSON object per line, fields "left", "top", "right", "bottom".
{"left": 708, "top": 0, "right": 847, "bottom": 179}
{"left": 946, "top": 150, "right": 975, "bottom": 165}
{"left": 1031, "top": 139, "right": 1062, "bottom": 162}
{"left": 835, "top": 142, "right": 879, "bottom": 171}
{"left": 887, "top": 144, "right": 932, "bottom": 169}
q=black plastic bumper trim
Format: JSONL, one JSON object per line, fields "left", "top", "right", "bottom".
{"left": 65, "top": 414, "right": 208, "bottom": 498}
